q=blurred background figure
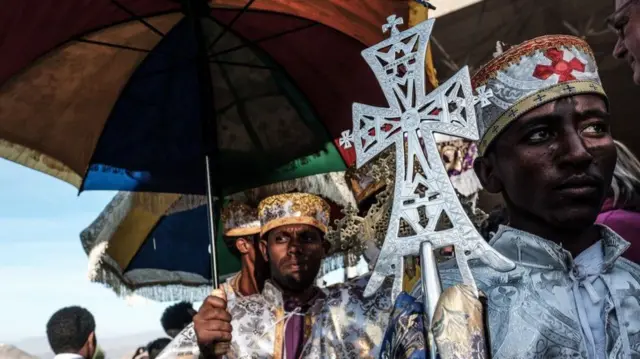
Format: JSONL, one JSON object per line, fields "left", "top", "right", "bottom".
{"left": 130, "top": 346, "right": 148, "bottom": 359}
{"left": 597, "top": 139, "right": 640, "bottom": 263}
{"left": 145, "top": 338, "right": 171, "bottom": 359}
{"left": 46, "top": 306, "right": 97, "bottom": 359}
{"left": 160, "top": 302, "right": 196, "bottom": 339}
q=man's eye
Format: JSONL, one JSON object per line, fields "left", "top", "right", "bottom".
{"left": 581, "top": 123, "right": 607, "bottom": 136}
{"left": 275, "top": 236, "right": 289, "bottom": 243}
{"left": 527, "top": 129, "right": 551, "bottom": 143}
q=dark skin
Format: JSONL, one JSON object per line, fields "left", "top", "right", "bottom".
{"left": 259, "top": 224, "right": 329, "bottom": 302}
{"left": 78, "top": 332, "right": 97, "bottom": 359}
{"left": 234, "top": 236, "right": 267, "bottom": 296}
{"left": 611, "top": 0, "right": 640, "bottom": 84}
{"left": 194, "top": 224, "right": 328, "bottom": 358}
{"left": 474, "top": 95, "right": 616, "bottom": 257}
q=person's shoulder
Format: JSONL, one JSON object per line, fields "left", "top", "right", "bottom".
{"left": 614, "top": 256, "right": 640, "bottom": 275}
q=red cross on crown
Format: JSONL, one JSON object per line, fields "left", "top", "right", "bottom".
{"left": 532, "top": 48, "right": 586, "bottom": 82}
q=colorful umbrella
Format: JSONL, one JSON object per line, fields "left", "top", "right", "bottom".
{"left": 0, "top": 0, "right": 402, "bottom": 194}
{"left": 0, "top": 0, "right": 407, "bottom": 286}
{"left": 81, "top": 172, "right": 358, "bottom": 301}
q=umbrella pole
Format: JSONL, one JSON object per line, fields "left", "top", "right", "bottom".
{"left": 205, "top": 156, "right": 221, "bottom": 289}
{"left": 186, "top": 0, "right": 221, "bottom": 289}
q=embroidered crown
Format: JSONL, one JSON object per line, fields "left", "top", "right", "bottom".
{"left": 472, "top": 35, "right": 607, "bottom": 154}
{"left": 221, "top": 201, "right": 260, "bottom": 237}
{"left": 258, "top": 193, "right": 330, "bottom": 236}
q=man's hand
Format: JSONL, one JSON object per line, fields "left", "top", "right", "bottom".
{"left": 194, "top": 289, "right": 232, "bottom": 358}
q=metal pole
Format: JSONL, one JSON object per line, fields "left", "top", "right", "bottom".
{"left": 185, "top": 0, "right": 221, "bottom": 289}
{"left": 420, "top": 241, "right": 442, "bottom": 359}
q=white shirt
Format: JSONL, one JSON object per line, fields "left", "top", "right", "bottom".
{"left": 54, "top": 353, "right": 85, "bottom": 359}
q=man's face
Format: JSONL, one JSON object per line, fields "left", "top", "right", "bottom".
{"left": 611, "top": 0, "right": 640, "bottom": 84}
{"left": 261, "top": 224, "right": 327, "bottom": 293}
{"left": 475, "top": 95, "right": 616, "bottom": 231}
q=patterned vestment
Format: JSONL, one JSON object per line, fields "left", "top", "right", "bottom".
{"left": 158, "top": 274, "right": 393, "bottom": 359}
{"left": 381, "top": 225, "right": 640, "bottom": 359}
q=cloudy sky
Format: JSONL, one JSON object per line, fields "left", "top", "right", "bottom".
{"left": 0, "top": 159, "right": 173, "bottom": 343}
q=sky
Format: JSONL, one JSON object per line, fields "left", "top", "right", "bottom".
{"left": 0, "top": 159, "right": 175, "bottom": 343}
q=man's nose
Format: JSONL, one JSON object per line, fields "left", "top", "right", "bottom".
{"left": 287, "top": 238, "right": 302, "bottom": 254}
{"left": 559, "top": 130, "right": 593, "bottom": 167}
{"left": 613, "top": 36, "right": 627, "bottom": 59}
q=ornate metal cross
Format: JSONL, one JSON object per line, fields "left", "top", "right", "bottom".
{"left": 353, "top": 17, "right": 514, "bottom": 300}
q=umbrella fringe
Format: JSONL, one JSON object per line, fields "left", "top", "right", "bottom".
{"left": 92, "top": 265, "right": 213, "bottom": 302}
{"left": 87, "top": 237, "right": 222, "bottom": 302}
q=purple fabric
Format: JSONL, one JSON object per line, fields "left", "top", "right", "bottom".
{"left": 597, "top": 199, "right": 640, "bottom": 264}
{"left": 284, "top": 300, "right": 305, "bottom": 359}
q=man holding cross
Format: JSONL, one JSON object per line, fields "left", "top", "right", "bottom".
{"left": 382, "top": 35, "right": 640, "bottom": 358}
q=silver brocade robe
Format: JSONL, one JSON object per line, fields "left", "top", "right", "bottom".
{"left": 221, "top": 272, "right": 242, "bottom": 308}
{"left": 158, "top": 275, "right": 393, "bottom": 359}
{"left": 392, "top": 225, "right": 640, "bottom": 358}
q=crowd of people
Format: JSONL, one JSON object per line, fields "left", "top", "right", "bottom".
{"left": 36, "top": 1, "right": 640, "bottom": 358}
{"left": 43, "top": 302, "right": 198, "bottom": 359}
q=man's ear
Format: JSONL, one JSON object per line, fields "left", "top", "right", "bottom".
{"left": 259, "top": 238, "right": 269, "bottom": 262}
{"left": 235, "top": 237, "right": 251, "bottom": 255}
{"left": 474, "top": 155, "right": 503, "bottom": 194}
{"left": 86, "top": 331, "right": 96, "bottom": 356}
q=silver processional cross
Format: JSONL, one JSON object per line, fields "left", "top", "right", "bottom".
{"left": 353, "top": 16, "right": 515, "bottom": 312}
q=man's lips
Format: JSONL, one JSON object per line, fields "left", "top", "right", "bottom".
{"left": 554, "top": 176, "right": 601, "bottom": 196}
{"left": 284, "top": 260, "right": 304, "bottom": 271}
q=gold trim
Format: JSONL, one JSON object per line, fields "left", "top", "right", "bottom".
{"left": 225, "top": 226, "right": 261, "bottom": 237}
{"left": 273, "top": 307, "right": 285, "bottom": 359}
{"left": 261, "top": 216, "right": 327, "bottom": 237}
{"left": 478, "top": 81, "right": 606, "bottom": 155}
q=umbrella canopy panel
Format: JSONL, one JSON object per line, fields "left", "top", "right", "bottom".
{"left": 0, "top": 0, "right": 407, "bottom": 194}
{"left": 82, "top": 192, "right": 239, "bottom": 301}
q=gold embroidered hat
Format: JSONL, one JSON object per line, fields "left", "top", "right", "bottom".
{"left": 221, "top": 201, "right": 261, "bottom": 237}
{"left": 258, "top": 192, "right": 331, "bottom": 236}
{"left": 472, "top": 35, "right": 607, "bottom": 155}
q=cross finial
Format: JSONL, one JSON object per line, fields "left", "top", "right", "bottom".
{"left": 382, "top": 15, "right": 403, "bottom": 36}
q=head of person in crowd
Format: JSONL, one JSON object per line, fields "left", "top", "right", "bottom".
{"left": 46, "top": 306, "right": 97, "bottom": 359}
{"left": 146, "top": 338, "right": 171, "bottom": 359}
{"left": 222, "top": 201, "right": 267, "bottom": 293}
{"left": 611, "top": 0, "right": 640, "bottom": 84}
{"left": 472, "top": 35, "right": 615, "bottom": 254}
{"left": 258, "top": 193, "right": 331, "bottom": 294}
{"left": 160, "top": 302, "right": 196, "bottom": 338}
